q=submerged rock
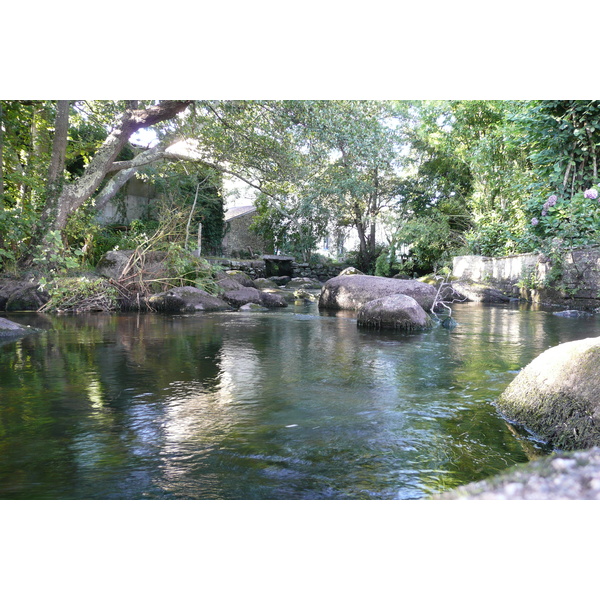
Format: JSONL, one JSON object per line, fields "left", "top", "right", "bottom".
{"left": 433, "top": 447, "right": 600, "bottom": 500}
{"left": 239, "top": 303, "right": 268, "bottom": 312}
{"left": 497, "top": 336, "right": 600, "bottom": 450}
{"left": 553, "top": 310, "right": 594, "bottom": 318}
{"left": 148, "top": 286, "right": 231, "bottom": 313}
{"left": 319, "top": 274, "right": 437, "bottom": 312}
{"left": 294, "top": 289, "right": 317, "bottom": 302}
{"left": 357, "top": 293, "right": 433, "bottom": 331}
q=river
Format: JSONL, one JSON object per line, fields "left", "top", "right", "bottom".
{"left": 2, "top": 301, "right": 599, "bottom": 500}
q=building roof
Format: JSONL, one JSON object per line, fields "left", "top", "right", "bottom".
{"left": 224, "top": 205, "right": 256, "bottom": 221}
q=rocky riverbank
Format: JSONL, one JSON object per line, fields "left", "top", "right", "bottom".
{"left": 5, "top": 255, "right": 600, "bottom": 499}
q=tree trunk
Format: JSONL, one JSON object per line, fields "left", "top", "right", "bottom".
{"left": 47, "top": 101, "right": 70, "bottom": 190}
{"left": 0, "top": 101, "right": 4, "bottom": 206}
{"left": 25, "top": 100, "right": 192, "bottom": 263}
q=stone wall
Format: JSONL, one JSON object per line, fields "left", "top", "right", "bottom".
{"left": 96, "top": 178, "right": 156, "bottom": 224}
{"left": 291, "top": 262, "right": 349, "bottom": 281}
{"left": 206, "top": 258, "right": 347, "bottom": 282}
{"left": 452, "top": 247, "right": 600, "bottom": 309}
{"left": 222, "top": 212, "right": 268, "bottom": 257}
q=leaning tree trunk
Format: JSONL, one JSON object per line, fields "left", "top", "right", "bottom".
{"left": 0, "top": 101, "right": 4, "bottom": 206}
{"left": 25, "top": 100, "right": 192, "bottom": 263}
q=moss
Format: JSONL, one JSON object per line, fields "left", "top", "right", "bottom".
{"left": 497, "top": 339, "right": 600, "bottom": 450}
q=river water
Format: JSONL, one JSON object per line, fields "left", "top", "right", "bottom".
{"left": 2, "top": 301, "right": 599, "bottom": 500}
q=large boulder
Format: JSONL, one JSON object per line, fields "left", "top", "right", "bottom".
{"left": 258, "top": 291, "right": 288, "bottom": 308}
{"left": 357, "top": 294, "right": 433, "bottom": 331}
{"left": 0, "top": 280, "right": 50, "bottom": 311}
{"left": 0, "top": 316, "right": 39, "bottom": 339}
{"left": 319, "top": 274, "right": 437, "bottom": 312}
{"left": 253, "top": 278, "right": 276, "bottom": 289}
{"left": 497, "top": 336, "right": 600, "bottom": 450}
{"left": 221, "top": 287, "right": 288, "bottom": 309}
{"left": 216, "top": 270, "right": 257, "bottom": 289}
{"left": 267, "top": 276, "right": 291, "bottom": 286}
{"left": 147, "top": 286, "right": 232, "bottom": 313}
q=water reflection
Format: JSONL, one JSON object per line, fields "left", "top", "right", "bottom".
{"left": 2, "top": 303, "right": 600, "bottom": 499}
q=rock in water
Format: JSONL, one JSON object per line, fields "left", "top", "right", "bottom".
{"left": 553, "top": 310, "right": 593, "bottom": 318}
{"left": 319, "top": 274, "right": 437, "bottom": 312}
{"left": 441, "top": 316, "right": 458, "bottom": 329}
{"left": 497, "top": 336, "right": 600, "bottom": 450}
{"left": 216, "top": 270, "right": 257, "bottom": 289}
{"left": 148, "top": 286, "right": 231, "bottom": 313}
{"left": 221, "top": 287, "right": 288, "bottom": 309}
{"left": 0, "top": 317, "right": 39, "bottom": 339}
{"left": 451, "top": 280, "right": 511, "bottom": 303}
{"left": 357, "top": 294, "right": 433, "bottom": 331}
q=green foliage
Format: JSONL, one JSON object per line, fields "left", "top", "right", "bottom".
{"left": 374, "top": 245, "right": 397, "bottom": 277}
{"left": 250, "top": 193, "right": 329, "bottom": 261}
{"left": 514, "top": 101, "right": 600, "bottom": 200}
{"left": 525, "top": 184, "right": 600, "bottom": 250}
{"left": 141, "top": 165, "right": 224, "bottom": 256}
{"left": 163, "top": 244, "right": 223, "bottom": 294}
{"left": 32, "top": 230, "right": 84, "bottom": 273}
{"left": 0, "top": 206, "right": 37, "bottom": 271}
{"left": 464, "top": 212, "right": 529, "bottom": 256}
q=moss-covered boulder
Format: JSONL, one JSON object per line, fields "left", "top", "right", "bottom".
{"left": 497, "top": 336, "right": 600, "bottom": 450}
{"left": 253, "top": 278, "right": 276, "bottom": 289}
{"left": 357, "top": 294, "right": 433, "bottom": 332}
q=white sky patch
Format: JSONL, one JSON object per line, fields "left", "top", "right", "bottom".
{"left": 129, "top": 127, "right": 160, "bottom": 148}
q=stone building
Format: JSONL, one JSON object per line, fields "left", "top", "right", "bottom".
{"left": 222, "top": 205, "right": 268, "bottom": 257}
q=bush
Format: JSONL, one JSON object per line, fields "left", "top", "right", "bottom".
{"left": 526, "top": 185, "right": 600, "bottom": 249}
{"left": 38, "top": 276, "right": 119, "bottom": 312}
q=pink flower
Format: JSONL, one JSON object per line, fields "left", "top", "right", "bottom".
{"left": 547, "top": 195, "right": 557, "bottom": 206}
{"left": 531, "top": 217, "right": 539, "bottom": 226}
{"left": 584, "top": 188, "right": 599, "bottom": 199}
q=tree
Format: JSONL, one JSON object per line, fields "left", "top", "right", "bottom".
{"left": 29, "top": 100, "right": 192, "bottom": 260}
{"left": 274, "top": 100, "right": 410, "bottom": 271}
